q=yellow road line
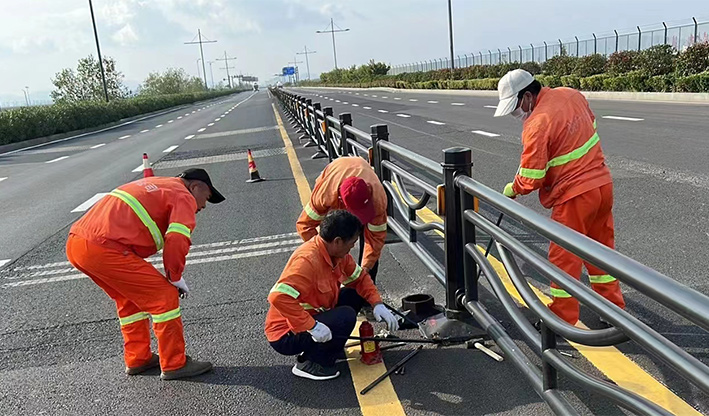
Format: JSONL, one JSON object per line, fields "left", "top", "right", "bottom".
{"left": 408, "top": 198, "right": 700, "bottom": 415}
{"left": 273, "top": 103, "right": 406, "bottom": 416}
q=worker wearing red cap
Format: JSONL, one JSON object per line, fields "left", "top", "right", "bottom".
{"left": 494, "top": 69, "right": 625, "bottom": 326}
{"left": 296, "top": 157, "right": 388, "bottom": 283}
{"left": 66, "top": 168, "right": 224, "bottom": 380}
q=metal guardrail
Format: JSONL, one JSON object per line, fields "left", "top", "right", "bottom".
{"left": 271, "top": 87, "right": 709, "bottom": 415}
{"left": 390, "top": 17, "right": 709, "bottom": 75}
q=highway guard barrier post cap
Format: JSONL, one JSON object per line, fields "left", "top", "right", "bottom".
{"left": 177, "top": 168, "right": 225, "bottom": 204}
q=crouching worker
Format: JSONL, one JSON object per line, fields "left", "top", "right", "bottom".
{"left": 265, "top": 210, "right": 398, "bottom": 380}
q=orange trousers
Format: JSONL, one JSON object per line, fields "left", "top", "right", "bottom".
{"left": 548, "top": 183, "right": 625, "bottom": 325}
{"left": 66, "top": 234, "right": 186, "bottom": 371}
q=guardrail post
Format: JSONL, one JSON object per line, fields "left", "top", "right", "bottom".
{"left": 304, "top": 103, "right": 320, "bottom": 148}
{"left": 339, "top": 113, "right": 353, "bottom": 157}
{"left": 442, "top": 147, "right": 472, "bottom": 315}
{"left": 323, "top": 107, "right": 335, "bottom": 162}
{"left": 541, "top": 322, "right": 559, "bottom": 391}
{"left": 370, "top": 124, "right": 393, "bottom": 218}
{"left": 295, "top": 96, "right": 307, "bottom": 134}
{"left": 299, "top": 98, "right": 313, "bottom": 143}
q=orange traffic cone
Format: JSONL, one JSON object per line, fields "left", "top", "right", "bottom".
{"left": 246, "top": 149, "right": 264, "bottom": 183}
{"left": 142, "top": 153, "right": 154, "bottom": 177}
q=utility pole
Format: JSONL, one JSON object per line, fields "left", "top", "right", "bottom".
{"left": 22, "top": 88, "right": 29, "bottom": 106}
{"left": 296, "top": 46, "right": 317, "bottom": 80}
{"left": 184, "top": 29, "right": 216, "bottom": 90}
{"left": 88, "top": 0, "right": 109, "bottom": 102}
{"left": 316, "top": 18, "right": 349, "bottom": 70}
{"left": 207, "top": 61, "right": 215, "bottom": 89}
{"left": 447, "top": 0, "right": 455, "bottom": 77}
{"left": 216, "top": 52, "right": 237, "bottom": 89}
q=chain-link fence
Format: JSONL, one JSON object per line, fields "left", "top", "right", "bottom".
{"left": 390, "top": 17, "right": 709, "bottom": 75}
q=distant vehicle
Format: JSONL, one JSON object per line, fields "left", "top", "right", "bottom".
{"left": 253, "top": 83, "right": 259, "bottom": 91}
{"left": 276, "top": 82, "right": 283, "bottom": 89}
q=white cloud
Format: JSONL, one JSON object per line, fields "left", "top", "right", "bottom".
{"left": 112, "top": 24, "right": 139, "bottom": 46}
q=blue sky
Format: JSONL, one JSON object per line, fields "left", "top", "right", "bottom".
{"left": 0, "top": 0, "right": 707, "bottom": 105}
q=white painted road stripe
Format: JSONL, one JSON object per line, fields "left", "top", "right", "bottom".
{"left": 451, "top": 103, "right": 465, "bottom": 106}
{"left": 427, "top": 100, "right": 439, "bottom": 104}
{"left": 472, "top": 130, "right": 501, "bottom": 137}
{"left": 427, "top": 120, "right": 445, "bottom": 125}
{"left": 163, "top": 145, "right": 179, "bottom": 153}
{"left": 215, "top": 118, "right": 221, "bottom": 121}
{"left": 131, "top": 164, "right": 143, "bottom": 173}
{"left": 484, "top": 105, "right": 498, "bottom": 109}
{"left": 371, "top": 95, "right": 377, "bottom": 97}
{"left": 394, "top": 97, "right": 401, "bottom": 100}
{"left": 0, "top": 177, "right": 7, "bottom": 182}
{"left": 0, "top": 259, "right": 10, "bottom": 269}
{"left": 184, "top": 135, "right": 195, "bottom": 140}
{"left": 336, "top": 100, "right": 341, "bottom": 102}
{"left": 397, "top": 114, "right": 411, "bottom": 118}
{"left": 140, "top": 129, "right": 149, "bottom": 133}
{"left": 602, "top": 116, "right": 644, "bottom": 122}
{"left": 208, "top": 123, "right": 214, "bottom": 126}
{"left": 352, "top": 104, "right": 359, "bottom": 107}
{"left": 378, "top": 109, "right": 389, "bottom": 113}
{"left": 168, "top": 120, "right": 174, "bottom": 123}
{"left": 198, "top": 128, "right": 206, "bottom": 132}
{"left": 118, "top": 135, "right": 131, "bottom": 140}
{"left": 409, "top": 99, "right": 418, "bottom": 102}
{"left": 46, "top": 156, "right": 69, "bottom": 164}
{"left": 343, "top": 102, "right": 349, "bottom": 104}
{"left": 363, "top": 106, "right": 372, "bottom": 110}
{"left": 90, "top": 143, "right": 105, "bottom": 149}
{"left": 155, "top": 124, "right": 163, "bottom": 128}
{"left": 178, "top": 116, "right": 183, "bottom": 119}
{"left": 71, "top": 193, "right": 108, "bottom": 213}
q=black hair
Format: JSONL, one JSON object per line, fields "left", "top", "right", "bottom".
{"left": 517, "top": 79, "right": 542, "bottom": 100}
{"left": 320, "top": 210, "right": 362, "bottom": 242}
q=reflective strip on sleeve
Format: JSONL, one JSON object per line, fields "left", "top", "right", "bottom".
{"left": 517, "top": 132, "right": 601, "bottom": 181}
{"left": 593, "top": 119, "right": 597, "bottom": 130}
{"left": 342, "top": 265, "right": 362, "bottom": 285}
{"left": 109, "top": 189, "right": 165, "bottom": 251}
{"left": 119, "top": 312, "right": 149, "bottom": 326}
{"left": 550, "top": 288, "right": 572, "bottom": 298}
{"left": 270, "top": 283, "right": 300, "bottom": 299}
{"left": 166, "top": 222, "right": 192, "bottom": 239}
{"left": 151, "top": 307, "right": 181, "bottom": 323}
{"left": 367, "top": 222, "right": 387, "bottom": 232}
{"left": 300, "top": 303, "right": 327, "bottom": 312}
{"left": 589, "top": 274, "right": 617, "bottom": 284}
{"left": 304, "top": 202, "right": 325, "bottom": 221}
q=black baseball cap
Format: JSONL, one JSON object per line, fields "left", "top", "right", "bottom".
{"left": 177, "top": 168, "right": 225, "bottom": 203}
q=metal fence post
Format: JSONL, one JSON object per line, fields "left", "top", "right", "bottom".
{"left": 460, "top": 162, "right": 477, "bottom": 303}
{"left": 304, "top": 102, "right": 321, "bottom": 148}
{"left": 530, "top": 44, "right": 534, "bottom": 62}
{"left": 544, "top": 41, "right": 548, "bottom": 61}
{"left": 541, "top": 322, "right": 559, "bottom": 392}
{"left": 478, "top": 51, "right": 483, "bottom": 65}
{"left": 593, "top": 33, "right": 597, "bottom": 54}
{"left": 498, "top": 49, "right": 502, "bottom": 63}
{"left": 323, "top": 107, "right": 334, "bottom": 161}
{"left": 310, "top": 106, "right": 329, "bottom": 159}
{"left": 300, "top": 98, "right": 313, "bottom": 142}
{"left": 558, "top": 39, "right": 563, "bottom": 55}
{"left": 575, "top": 36, "right": 579, "bottom": 57}
{"left": 637, "top": 26, "right": 642, "bottom": 51}
{"left": 370, "top": 124, "right": 393, "bottom": 218}
{"left": 339, "top": 112, "right": 353, "bottom": 157}
{"left": 663, "top": 22, "right": 668, "bottom": 44}
{"left": 693, "top": 17, "right": 699, "bottom": 44}
{"left": 442, "top": 147, "right": 472, "bottom": 314}
{"left": 518, "top": 45, "right": 522, "bottom": 62}
{"left": 614, "top": 30, "right": 619, "bottom": 52}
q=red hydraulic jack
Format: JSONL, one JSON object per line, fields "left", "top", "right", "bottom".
{"left": 358, "top": 321, "right": 382, "bottom": 365}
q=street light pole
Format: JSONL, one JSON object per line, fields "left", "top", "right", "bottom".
{"left": 447, "top": 0, "right": 455, "bottom": 76}
{"left": 88, "top": 0, "right": 109, "bottom": 102}
{"left": 316, "top": 18, "right": 350, "bottom": 70}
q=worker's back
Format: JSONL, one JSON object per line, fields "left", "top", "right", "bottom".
{"left": 70, "top": 177, "right": 196, "bottom": 258}
{"left": 523, "top": 87, "right": 612, "bottom": 208}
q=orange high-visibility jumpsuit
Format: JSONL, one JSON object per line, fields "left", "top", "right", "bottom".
{"left": 296, "top": 157, "right": 387, "bottom": 271}
{"left": 510, "top": 87, "right": 625, "bottom": 325}
{"left": 66, "top": 177, "right": 197, "bottom": 371}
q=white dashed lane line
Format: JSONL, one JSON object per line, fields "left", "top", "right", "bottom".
{"left": 118, "top": 135, "right": 131, "bottom": 140}
{"left": 215, "top": 118, "right": 221, "bottom": 122}
{"left": 336, "top": 100, "right": 341, "bottom": 103}
{"left": 0, "top": 259, "right": 11, "bottom": 268}
{"left": 394, "top": 98, "right": 401, "bottom": 100}
{"left": 140, "top": 129, "right": 149, "bottom": 133}
{"left": 472, "top": 130, "right": 501, "bottom": 137}
{"left": 409, "top": 99, "right": 418, "bottom": 102}
{"left": 71, "top": 193, "right": 108, "bottom": 213}
{"left": 451, "top": 103, "right": 465, "bottom": 106}
{"left": 168, "top": 120, "right": 174, "bottom": 123}
{"left": 198, "top": 128, "right": 206, "bottom": 132}
{"left": 184, "top": 135, "right": 195, "bottom": 140}
{"left": 155, "top": 124, "right": 163, "bottom": 128}
{"left": 163, "top": 145, "right": 179, "bottom": 153}
{"left": 0, "top": 177, "right": 7, "bottom": 183}
{"left": 343, "top": 102, "right": 349, "bottom": 104}
{"left": 378, "top": 109, "right": 389, "bottom": 113}
{"left": 382, "top": 96, "right": 388, "bottom": 99}
{"left": 90, "top": 143, "right": 105, "bottom": 149}
{"left": 427, "top": 120, "right": 445, "bottom": 125}
{"left": 352, "top": 104, "right": 359, "bottom": 107}
{"left": 363, "top": 106, "right": 372, "bottom": 110}
{"left": 396, "top": 114, "right": 411, "bottom": 118}
{"left": 484, "top": 105, "right": 498, "bottom": 109}
{"left": 427, "top": 100, "right": 439, "bottom": 104}
{"left": 602, "top": 116, "right": 644, "bottom": 122}
{"left": 46, "top": 156, "right": 69, "bottom": 164}
{"left": 207, "top": 123, "right": 215, "bottom": 126}
{"left": 177, "top": 116, "right": 183, "bottom": 119}
{"left": 371, "top": 95, "right": 378, "bottom": 97}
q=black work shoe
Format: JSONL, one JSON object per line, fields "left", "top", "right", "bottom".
{"left": 126, "top": 353, "right": 160, "bottom": 375}
{"left": 292, "top": 359, "right": 340, "bottom": 380}
{"left": 160, "top": 356, "right": 213, "bottom": 380}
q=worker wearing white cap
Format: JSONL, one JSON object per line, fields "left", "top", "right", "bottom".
{"left": 494, "top": 69, "right": 625, "bottom": 326}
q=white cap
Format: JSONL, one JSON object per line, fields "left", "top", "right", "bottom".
{"left": 493, "top": 69, "right": 535, "bottom": 117}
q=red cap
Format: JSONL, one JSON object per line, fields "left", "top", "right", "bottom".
{"left": 339, "top": 177, "right": 375, "bottom": 225}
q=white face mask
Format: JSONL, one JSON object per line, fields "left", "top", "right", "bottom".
{"left": 511, "top": 95, "right": 533, "bottom": 122}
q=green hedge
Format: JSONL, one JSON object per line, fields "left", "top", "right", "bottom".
{"left": 0, "top": 89, "right": 246, "bottom": 145}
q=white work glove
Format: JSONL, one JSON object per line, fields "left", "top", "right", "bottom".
{"left": 373, "top": 304, "right": 399, "bottom": 332}
{"left": 170, "top": 277, "right": 189, "bottom": 298}
{"left": 308, "top": 321, "right": 332, "bottom": 343}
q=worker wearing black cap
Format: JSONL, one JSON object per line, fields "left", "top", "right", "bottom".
{"left": 66, "top": 168, "right": 224, "bottom": 380}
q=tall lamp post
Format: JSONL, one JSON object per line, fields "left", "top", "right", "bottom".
{"left": 316, "top": 18, "right": 349, "bottom": 70}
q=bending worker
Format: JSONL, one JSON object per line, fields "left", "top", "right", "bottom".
{"left": 296, "top": 156, "right": 387, "bottom": 282}
{"left": 66, "top": 168, "right": 224, "bottom": 380}
{"left": 266, "top": 210, "right": 398, "bottom": 381}
{"left": 494, "top": 69, "right": 625, "bottom": 325}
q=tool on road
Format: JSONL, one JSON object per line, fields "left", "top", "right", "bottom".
{"left": 142, "top": 153, "right": 154, "bottom": 177}
{"left": 246, "top": 149, "right": 265, "bottom": 183}
{"left": 360, "top": 345, "right": 423, "bottom": 395}
{"left": 474, "top": 342, "right": 504, "bottom": 362}
{"left": 379, "top": 342, "right": 407, "bottom": 351}
{"left": 476, "top": 213, "right": 505, "bottom": 280}
{"left": 358, "top": 321, "right": 383, "bottom": 365}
